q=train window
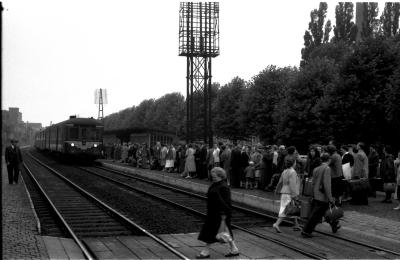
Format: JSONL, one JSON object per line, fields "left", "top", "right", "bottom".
{"left": 69, "top": 127, "right": 79, "bottom": 139}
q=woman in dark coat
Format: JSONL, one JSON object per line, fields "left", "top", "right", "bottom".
{"left": 197, "top": 167, "right": 240, "bottom": 258}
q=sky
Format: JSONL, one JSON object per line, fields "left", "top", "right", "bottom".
{"left": 1, "top": 1, "right": 385, "bottom": 126}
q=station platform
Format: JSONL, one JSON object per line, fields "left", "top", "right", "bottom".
{"left": 101, "top": 160, "right": 400, "bottom": 246}
{"left": 2, "top": 158, "right": 82, "bottom": 259}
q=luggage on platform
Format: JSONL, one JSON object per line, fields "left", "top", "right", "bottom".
{"left": 348, "top": 178, "right": 369, "bottom": 205}
{"left": 300, "top": 198, "right": 312, "bottom": 219}
{"left": 303, "top": 178, "right": 313, "bottom": 196}
{"left": 370, "top": 177, "right": 383, "bottom": 192}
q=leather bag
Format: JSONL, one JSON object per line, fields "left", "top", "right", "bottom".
{"left": 325, "top": 205, "right": 344, "bottom": 223}
{"left": 283, "top": 199, "right": 300, "bottom": 216}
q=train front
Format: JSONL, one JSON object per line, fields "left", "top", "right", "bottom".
{"left": 64, "top": 117, "right": 104, "bottom": 161}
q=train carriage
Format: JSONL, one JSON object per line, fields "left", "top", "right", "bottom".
{"left": 35, "top": 116, "right": 103, "bottom": 160}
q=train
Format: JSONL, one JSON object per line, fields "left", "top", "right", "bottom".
{"left": 35, "top": 116, "right": 104, "bottom": 160}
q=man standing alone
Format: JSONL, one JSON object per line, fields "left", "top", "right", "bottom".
{"left": 5, "top": 139, "right": 23, "bottom": 184}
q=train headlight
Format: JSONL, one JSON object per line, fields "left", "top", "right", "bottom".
{"left": 93, "top": 144, "right": 98, "bottom": 148}
{"left": 71, "top": 143, "right": 75, "bottom": 147}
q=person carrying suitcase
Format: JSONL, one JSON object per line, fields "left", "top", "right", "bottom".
{"left": 301, "top": 153, "right": 341, "bottom": 238}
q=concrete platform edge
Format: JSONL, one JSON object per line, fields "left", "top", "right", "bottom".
{"left": 21, "top": 173, "right": 42, "bottom": 234}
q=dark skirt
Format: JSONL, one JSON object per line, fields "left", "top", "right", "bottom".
{"left": 198, "top": 215, "right": 233, "bottom": 244}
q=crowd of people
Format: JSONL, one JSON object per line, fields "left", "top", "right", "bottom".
{"left": 104, "top": 140, "right": 400, "bottom": 211}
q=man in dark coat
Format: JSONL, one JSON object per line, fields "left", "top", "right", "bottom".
{"left": 197, "top": 167, "right": 240, "bottom": 258}
{"left": 380, "top": 145, "right": 396, "bottom": 203}
{"left": 5, "top": 139, "right": 23, "bottom": 184}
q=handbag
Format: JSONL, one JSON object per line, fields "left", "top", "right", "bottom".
{"left": 325, "top": 205, "right": 344, "bottom": 223}
{"left": 215, "top": 219, "right": 232, "bottom": 243}
{"left": 383, "top": 182, "right": 396, "bottom": 193}
{"left": 283, "top": 199, "right": 300, "bottom": 216}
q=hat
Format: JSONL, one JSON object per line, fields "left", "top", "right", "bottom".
{"left": 249, "top": 161, "right": 254, "bottom": 165}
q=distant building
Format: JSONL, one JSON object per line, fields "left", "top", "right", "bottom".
{"left": 2, "top": 107, "right": 42, "bottom": 149}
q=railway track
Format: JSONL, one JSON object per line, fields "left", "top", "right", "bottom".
{"left": 76, "top": 165, "right": 323, "bottom": 259}
{"left": 79, "top": 164, "right": 400, "bottom": 259}
{"left": 23, "top": 153, "right": 190, "bottom": 260}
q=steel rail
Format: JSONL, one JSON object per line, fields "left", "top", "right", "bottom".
{"left": 95, "top": 165, "right": 400, "bottom": 257}
{"left": 81, "top": 166, "right": 326, "bottom": 259}
{"left": 27, "top": 153, "right": 190, "bottom": 260}
{"left": 23, "top": 161, "right": 95, "bottom": 260}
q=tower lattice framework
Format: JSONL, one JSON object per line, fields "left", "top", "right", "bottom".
{"left": 179, "top": 2, "right": 219, "bottom": 146}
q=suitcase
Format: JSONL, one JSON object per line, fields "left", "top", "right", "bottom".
{"left": 370, "top": 177, "right": 383, "bottom": 192}
{"left": 300, "top": 198, "right": 312, "bottom": 219}
{"left": 303, "top": 178, "right": 313, "bottom": 196}
{"left": 348, "top": 178, "right": 369, "bottom": 205}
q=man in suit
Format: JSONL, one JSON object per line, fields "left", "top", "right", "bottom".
{"left": 301, "top": 153, "right": 340, "bottom": 237}
{"left": 5, "top": 139, "right": 23, "bottom": 184}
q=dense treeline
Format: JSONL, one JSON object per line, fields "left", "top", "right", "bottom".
{"left": 104, "top": 2, "right": 400, "bottom": 151}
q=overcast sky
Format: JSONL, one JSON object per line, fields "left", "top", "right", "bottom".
{"left": 2, "top": 1, "right": 384, "bottom": 126}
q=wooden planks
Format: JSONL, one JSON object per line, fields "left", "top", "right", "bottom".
{"left": 42, "top": 236, "right": 85, "bottom": 259}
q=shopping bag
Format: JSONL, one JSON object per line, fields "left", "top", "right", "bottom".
{"left": 325, "top": 205, "right": 344, "bottom": 223}
{"left": 303, "top": 178, "right": 313, "bottom": 196}
{"left": 215, "top": 219, "right": 232, "bottom": 243}
{"left": 283, "top": 199, "right": 300, "bottom": 216}
{"left": 342, "top": 163, "right": 352, "bottom": 180}
{"left": 383, "top": 182, "right": 396, "bottom": 193}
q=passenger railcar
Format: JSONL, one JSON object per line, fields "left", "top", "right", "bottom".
{"left": 35, "top": 116, "right": 103, "bottom": 160}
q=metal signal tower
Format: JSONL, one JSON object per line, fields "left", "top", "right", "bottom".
{"left": 179, "top": 2, "right": 220, "bottom": 146}
{"left": 95, "top": 88, "right": 108, "bottom": 120}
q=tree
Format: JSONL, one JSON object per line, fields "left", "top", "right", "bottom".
{"left": 359, "top": 2, "right": 380, "bottom": 40}
{"left": 301, "top": 2, "right": 332, "bottom": 67}
{"left": 240, "top": 66, "right": 297, "bottom": 143}
{"left": 213, "top": 77, "right": 246, "bottom": 140}
{"left": 332, "top": 2, "right": 357, "bottom": 43}
{"left": 275, "top": 57, "right": 340, "bottom": 149}
{"left": 327, "top": 37, "right": 400, "bottom": 147}
{"left": 380, "top": 3, "right": 400, "bottom": 37}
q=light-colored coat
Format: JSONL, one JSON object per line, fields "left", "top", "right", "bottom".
{"left": 278, "top": 168, "right": 300, "bottom": 198}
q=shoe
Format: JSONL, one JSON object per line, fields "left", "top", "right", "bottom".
{"left": 393, "top": 206, "right": 400, "bottom": 210}
{"left": 185, "top": 176, "right": 191, "bottom": 179}
{"left": 301, "top": 231, "right": 312, "bottom": 238}
{"left": 225, "top": 252, "right": 240, "bottom": 257}
{"left": 272, "top": 223, "right": 281, "bottom": 233}
{"left": 332, "top": 224, "right": 341, "bottom": 233}
{"left": 293, "top": 226, "right": 301, "bottom": 231}
{"left": 196, "top": 253, "right": 210, "bottom": 259}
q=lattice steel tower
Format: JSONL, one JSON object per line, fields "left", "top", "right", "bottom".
{"left": 95, "top": 88, "right": 108, "bottom": 120}
{"left": 179, "top": 2, "right": 220, "bottom": 146}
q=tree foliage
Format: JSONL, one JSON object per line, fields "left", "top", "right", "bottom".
{"left": 332, "top": 2, "right": 357, "bottom": 43}
{"left": 380, "top": 3, "right": 400, "bottom": 37}
{"left": 301, "top": 2, "right": 332, "bottom": 67}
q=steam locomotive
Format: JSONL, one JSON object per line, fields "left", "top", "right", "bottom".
{"left": 35, "top": 116, "right": 103, "bottom": 160}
